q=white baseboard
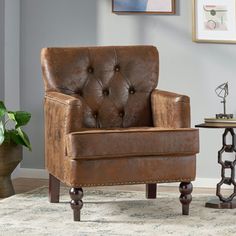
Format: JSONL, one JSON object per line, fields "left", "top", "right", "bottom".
{"left": 193, "top": 178, "right": 220, "bottom": 189}
{"left": 161, "top": 178, "right": 220, "bottom": 188}
{"left": 13, "top": 168, "right": 230, "bottom": 189}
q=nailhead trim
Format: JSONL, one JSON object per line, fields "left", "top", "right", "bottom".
{"left": 71, "top": 178, "right": 194, "bottom": 187}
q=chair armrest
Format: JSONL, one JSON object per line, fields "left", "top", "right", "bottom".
{"left": 44, "top": 92, "right": 83, "bottom": 133}
{"left": 151, "top": 89, "right": 190, "bottom": 128}
{"left": 45, "top": 92, "right": 82, "bottom": 106}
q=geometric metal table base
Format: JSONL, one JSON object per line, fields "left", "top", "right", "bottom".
{"left": 215, "top": 128, "right": 236, "bottom": 207}
{"left": 195, "top": 124, "right": 236, "bottom": 209}
{"left": 205, "top": 198, "right": 236, "bottom": 209}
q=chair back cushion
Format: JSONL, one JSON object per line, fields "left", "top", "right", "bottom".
{"left": 41, "top": 46, "right": 159, "bottom": 128}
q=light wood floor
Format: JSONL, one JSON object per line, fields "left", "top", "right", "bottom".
{"left": 12, "top": 178, "right": 219, "bottom": 196}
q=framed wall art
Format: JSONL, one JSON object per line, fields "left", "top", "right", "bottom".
{"left": 193, "top": 0, "right": 236, "bottom": 43}
{"left": 112, "top": 0, "right": 176, "bottom": 14}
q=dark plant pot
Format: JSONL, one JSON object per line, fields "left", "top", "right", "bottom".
{"left": 0, "top": 143, "right": 22, "bottom": 198}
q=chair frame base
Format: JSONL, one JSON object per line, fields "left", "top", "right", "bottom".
{"left": 49, "top": 174, "right": 60, "bottom": 203}
{"left": 69, "top": 187, "right": 83, "bottom": 221}
{"left": 146, "top": 183, "right": 157, "bottom": 199}
{"left": 48, "top": 174, "right": 193, "bottom": 221}
{"left": 179, "top": 182, "right": 193, "bottom": 215}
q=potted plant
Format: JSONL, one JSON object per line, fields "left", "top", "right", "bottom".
{"left": 0, "top": 101, "right": 31, "bottom": 198}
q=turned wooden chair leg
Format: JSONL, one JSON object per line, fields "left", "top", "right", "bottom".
{"left": 179, "top": 182, "right": 193, "bottom": 215}
{"left": 146, "top": 183, "right": 157, "bottom": 199}
{"left": 70, "top": 188, "right": 83, "bottom": 221}
{"left": 49, "top": 174, "right": 60, "bottom": 203}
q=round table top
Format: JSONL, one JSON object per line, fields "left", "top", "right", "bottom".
{"left": 195, "top": 123, "right": 236, "bottom": 129}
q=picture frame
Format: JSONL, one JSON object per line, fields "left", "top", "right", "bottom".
{"left": 112, "top": 0, "right": 176, "bottom": 15}
{"left": 193, "top": 0, "right": 236, "bottom": 43}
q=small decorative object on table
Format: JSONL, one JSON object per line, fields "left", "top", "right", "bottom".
{"left": 204, "top": 82, "right": 234, "bottom": 124}
{"left": 0, "top": 101, "right": 31, "bottom": 198}
{"left": 215, "top": 82, "right": 233, "bottom": 119}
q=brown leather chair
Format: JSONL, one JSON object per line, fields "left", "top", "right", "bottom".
{"left": 41, "top": 46, "right": 199, "bottom": 221}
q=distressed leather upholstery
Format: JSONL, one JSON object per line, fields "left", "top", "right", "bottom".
{"left": 67, "top": 128, "right": 199, "bottom": 159}
{"left": 42, "top": 46, "right": 158, "bottom": 129}
{"left": 41, "top": 46, "right": 199, "bottom": 219}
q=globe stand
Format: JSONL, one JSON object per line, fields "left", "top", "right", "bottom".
{"left": 215, "top": 93, "right": 233, "bottom": 119}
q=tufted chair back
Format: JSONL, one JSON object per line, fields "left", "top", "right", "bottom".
{"left": 41, "top": 46, "right": 159, "bottom": 128}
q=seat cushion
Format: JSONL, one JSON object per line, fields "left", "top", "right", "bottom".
{"left": 66, "top": 127, "right": 199, "bottom": 160}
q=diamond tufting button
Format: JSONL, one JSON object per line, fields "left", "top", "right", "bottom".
{"left": 87, "top": 67, "right": 94, "bottom": 73}
{"left": 129, "top": 87, "right": 135, "bottom": 94}
{"left": 77, "top": 90, "right": 83, "bottom": 96}
{"left": 103, "top": 89, "right": 109, "bottom": 96}
{"left": 114, "top": 65, "right": 120, "bottom": 72}
{"left": 93, "top": 112, "right": 98, "bottom": 119}
{"left": 119, "top": 111, "right": 124, "bottom": 117}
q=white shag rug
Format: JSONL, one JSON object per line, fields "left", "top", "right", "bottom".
{"left": 0, "top": 186, "right": 236, "bottom": 236}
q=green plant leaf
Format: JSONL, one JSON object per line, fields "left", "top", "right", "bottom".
{"left": 0, "top": 103, "right": 31, "bottom": 151}
{"left": 8, "top": 130, "right": 25, "bottom": 146}
{"left": 8, "top": 129, "right": 31, "bottom": 151}
{"left": 7, "top": 111, "right": 31, "bottom": 128}
{"left": 16, "top": 128, "right": 32, "bottom": 151}
{"left": 15, "top": 111, "right": 31, "bottom": 128}
{"left": 0, "top": 101, "right": 7, "bottom": 118}
{"left": 0, "top": 121, "right": 4, "bottom": 145}
{"left": 7, "top": 111, "right": 16, "bottom": 121}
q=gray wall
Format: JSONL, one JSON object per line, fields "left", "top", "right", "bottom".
{"left": 0, "top": 0, "right": 4, "bottom": 101}
{"left": 20, "top": 0, "right": 236, "bottom": 179}
{"left": 4, "top": 0, "right": 20, "bottom": 110}
{"left": 20, "top": 0, "right": 98, "bottom": 168}
{"left": 0, "top": 0, "right": 20, "bottom": 108}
